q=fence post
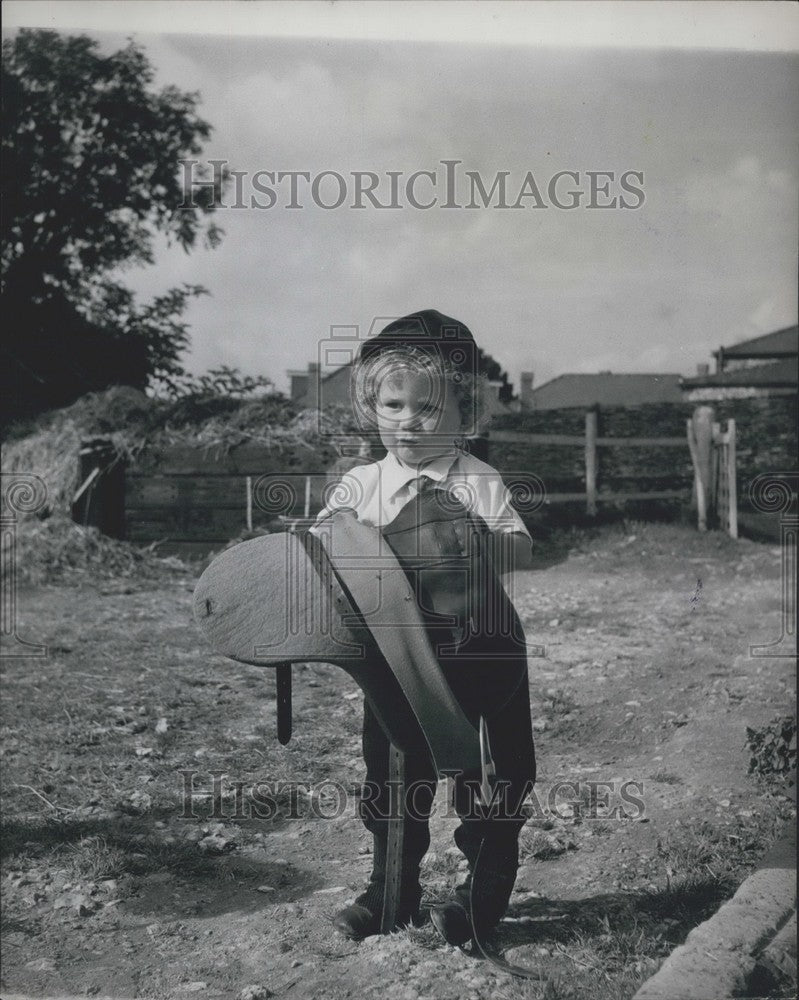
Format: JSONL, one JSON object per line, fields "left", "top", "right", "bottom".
{"left": 687, "top": 406, "right": 714, "bottom": 531}
{"left": 687, "top": 419, "right": 703, "bottom": 529}
{"left": 711, "top": 420, "right": 722, "bottom": 531}
{"left": 727, "top": 418, "right": 738, "bottom": 538}
{"left": 585, "top": 410, "right": 598, "bottom": 516}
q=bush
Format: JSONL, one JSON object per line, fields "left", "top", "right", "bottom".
{"left": 746, "top": 716, "right": 797, "bottom": 782}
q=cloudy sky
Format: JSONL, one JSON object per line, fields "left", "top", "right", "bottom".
{"left": 6, "top": 3, "right": 798, "bottom": 393}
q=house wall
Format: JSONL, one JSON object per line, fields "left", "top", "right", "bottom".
{"left": 289, "top": 373, "right": 309, "bottom": 401}
{"left": 721, "top": 357, "right": 793, "bottom": 372}
{"left": 685, "top": 386, "right": 796, "bottom": 402}
{"left": 317, "top": 366, "right": 354, "bottom": 409}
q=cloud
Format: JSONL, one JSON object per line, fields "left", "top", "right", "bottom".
{"left": 105, "top": 35, "right": 797, "bottom": 391}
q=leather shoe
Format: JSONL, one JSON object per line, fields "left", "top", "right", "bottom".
{"left": 333, "top": 902, "right": 381, "bottom": 940}
{"left": 430, "top": 901, "right": 472, "bottom": 946}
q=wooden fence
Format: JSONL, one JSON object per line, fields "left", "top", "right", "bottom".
{"left": 487, "top": 411, "right": 691, "bottom": 514}
{"left": 489, "top": 407, "right": 738, "bottom": 536}
{"left": 73, "top": 405, "right": 741, "bottom": 556}
{"left": 123, "top": 443, "right": 337, "bottom": 558}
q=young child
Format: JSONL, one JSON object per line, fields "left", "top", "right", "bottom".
{"left": 314, "top": 309, "right": 536, "bottom": 946}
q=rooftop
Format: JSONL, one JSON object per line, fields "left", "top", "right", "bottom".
{"left": 682, "top": 357, "right": 798, "bottom": 388}
{"left": 529, "top": 372, "right": 684, "bottom": 409}
{"left": 714, "top": 325, "right": 798, "bottom": 359}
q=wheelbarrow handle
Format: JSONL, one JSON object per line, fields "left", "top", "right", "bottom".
{"left": 479, "top": 715, "right": 496, "bottom": 807}
{"left": 276, "top": 664, "right": 292, "bottom": 745}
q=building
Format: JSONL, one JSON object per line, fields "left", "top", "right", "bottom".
{"left": 520, "top": 371, "right": 683, "bottom": 410}
{"left": 681, "top": 325, "right": 798, "bottom": 401}
{"left": 287, "top": 362, "right": 515, "bottom": 417}
{"left": 288, "top": 362, "right": 349, "bottom": 410}
{"left": 713, "top": 325, "right": 798, "bottom": 373}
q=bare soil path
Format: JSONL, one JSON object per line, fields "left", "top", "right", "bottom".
{"left": 1, "top": 524, "right": 795, "bottom": 1000}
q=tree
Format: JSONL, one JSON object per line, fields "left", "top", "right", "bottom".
{"left": 1, "top": 29, "right": 226, "bottom": 424}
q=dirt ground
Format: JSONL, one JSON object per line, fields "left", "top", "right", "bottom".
{"left": 1, "top": 522, "right": 795, "bottom": 1000}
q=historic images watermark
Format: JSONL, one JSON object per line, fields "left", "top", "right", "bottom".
{"left": 1, "top": 473, "right": 49, "bottom": 658}
{"left": 179, "top": 159, "right": 646, "bottom": 211}
{"left": 748, "top": 472, "right": 798, "bottom": 658}
{"left": 179, "top": 770, "right": 647, "bottom": 823}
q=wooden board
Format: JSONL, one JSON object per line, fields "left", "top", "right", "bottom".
{"left": 600, "top": 473, "right": 692, "bottom": 484}
{"left": 596, "top": 436, "right": 687, "bottom": 448}
{"left": 126, "top": 506, "right": 250, "bottom": 541}
{"left": 595, "top": 490, "right": 689, "bottom": 502}
{"left": 540, "top": 489, "right": 689, "bottom": 505}
{"left": 488, "top": 430, "right": 687, "bottom": 448}
{"left": 489, "top": 430, "right": 585, "bottom": 446}
{"left": 132, "top": 443, "right": 333, "bottom": 476}
{"left": 139, "top": 540, "right": 225, "bottom": 560}
{"left": 126, "top": 476, "right": 246, "bottom": 508}
{"left": 127, "top": 473, "right": 332, "bottom": 510}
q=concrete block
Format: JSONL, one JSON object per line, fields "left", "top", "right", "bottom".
{"left": 633, "top": 868, "right": 796, "bottom": 1000}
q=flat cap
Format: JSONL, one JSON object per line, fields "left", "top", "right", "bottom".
{"left": 358, "top": 309, "right": 477, "bottom": 374}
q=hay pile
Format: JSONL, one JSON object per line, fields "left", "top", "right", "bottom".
{"left": 2, "top": 386, "right": 351, "bottom": 585}
{"left": 8, "top": 512, "right": 187, "bottom": 586}
{"left": 3, "top": 388, "right": 148, "bottom": 516}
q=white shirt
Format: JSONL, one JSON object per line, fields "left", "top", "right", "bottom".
{"left": 315, "top": 449, "right": 531, "bottom": 537}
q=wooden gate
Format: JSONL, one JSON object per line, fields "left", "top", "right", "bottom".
{"left": 686, "top": 406, "right": 738, "bottom": 537}
{"left": 711, "top": 418, "right": 738, "bottom": 538}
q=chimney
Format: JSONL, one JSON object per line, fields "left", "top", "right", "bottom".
{"left": 696, "top": 363, "right": 709, "bottom": 377}
{"left": 520, "top": 371, "right": 534, "bottom": 410}
{"left": 488, "top": 379, "right": 503, "bottom": 400}
{"left": 306, "top": 361, "right": 320, "bottom": 409}
{"left": 288, "top": 371, "right": 309, "bottom": 401}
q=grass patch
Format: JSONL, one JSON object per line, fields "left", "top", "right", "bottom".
{"left": 62, "top": 835, "right": 127, "bottom": 882}
{"left": 493, "top": 805, "right": 795, "bottom": 1000}
{"left": 1, "top": 815, "right": 222, "bottom": 881}
{"left": 493, "top": 881, "right": 730, "bottom": 1000}
{"left": 518, "top": 827, "right": 574, "bottom": 862}
{"left": 420, "top": 849, "right": 465, "bottom": 882}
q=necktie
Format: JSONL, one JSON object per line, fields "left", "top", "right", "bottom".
{"left": 406, "top": 475, "right": 468, "bottom": 518}
{"left": 407, "top": 474, "right": 434, "bottom": 496}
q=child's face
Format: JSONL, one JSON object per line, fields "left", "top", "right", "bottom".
{"left": 375, "top": 367, "right": 462, "bottom": 466}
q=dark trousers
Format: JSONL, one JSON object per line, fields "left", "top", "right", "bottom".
{"left": 356, "top": 665, "right": 536, "bottom": 930}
